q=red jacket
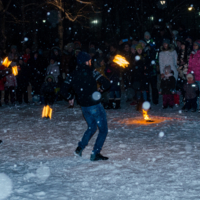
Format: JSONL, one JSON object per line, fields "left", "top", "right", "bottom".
{"left": 22, "top": 54, "right": 30, "bottom": 63}
{"left": 0, "top": 65, "right": 6, "bottom": 91}
{"left": 188, "top": 50, "right": 200, "bottom": 81}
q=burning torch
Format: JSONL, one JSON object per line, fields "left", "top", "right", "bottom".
{"left": 113, "top": 55, "right": 129, "bottom": 68}
{"left": 42, "top": 105, "right": 53, "bottom": 119}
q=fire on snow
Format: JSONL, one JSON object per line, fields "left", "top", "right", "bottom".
{"left": 42, "top": 105, "right": 53, "bottom": 119}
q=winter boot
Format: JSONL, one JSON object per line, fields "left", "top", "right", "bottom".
{"left": 74, "top": 146, "right": 83, "bottom": 157}
{"left": 108, "top": 99, "right": 115, "bottom": 109}
{"left": 90, "top": 153, "right": 109, "bottom": 161}
{"left": 114, "top": 100, "right": 121, "bottom": 109}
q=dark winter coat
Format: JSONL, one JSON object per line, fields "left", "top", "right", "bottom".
{"left": 40, "top": 75, "right": 57, "bottom": 95}
{"left": 61, "top": 51, "right": 75, "bottom": 74}
{"left": 60, "top": 64, "right": 111, "bottom": 107}
{"left": 183, "top": 82, "right": 199, "bottom": 100}
{"left": 28, "top": 57, "right": 45, "bottom": 87}
{"left": 160, "top": 75, "right": 176, "bottom": 95}
{"left": 105, "top": 62, "right": 121, "bottom": 91}
{"left": 0, "top": 65, "right": 9, "bottom": 91}
{"left": 17, "top": 63, "right": 30, "bottom": 87}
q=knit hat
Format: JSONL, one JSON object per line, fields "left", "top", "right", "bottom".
{"left": 131, "top": 44, "right": 137, "bottom": 50}
{"left": 194, "top": 40, "right": 200, "bottom": 48}
{"left": 136, "top": 43, "right": 143, "bottom": 50}
{"left": 139, "top": 40, "right": 147, "bottom": 46}
{"left": 77, "top": 52, "right": 91, "bottom": 65}
{"left": 11, "top": 45, "right": 17, "bottom": 50}
{"left": 164, "top": 65, "right": 171, "bottom": 73}
{"left": 144, "top": 31, "right": 151, "bottom": 38}
{"left": 186, "top": 73, "right": 194, "bottom": 80}
{"left": 163, "top": 39, "right": 171, "bottom": 45}
{"left": 89, "top": 48, "right": 96, "bottom": 54}
{"left": 45, "top": 75, "right": 55, "bottom": 82}
{"left": 64, "top": 43, "right": 74, "bottom": 51}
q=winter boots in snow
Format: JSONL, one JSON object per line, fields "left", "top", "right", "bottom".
{"left": 90, "top": 153, "right": 109, "bottom": 161}
{"left": 107, "top": 99, "right": 121, "bottom": 109}
{"left": 74, "top": 146, "right": 83, "bottom": 157}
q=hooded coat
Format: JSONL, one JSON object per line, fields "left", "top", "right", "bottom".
{"left": 46, "top": 62, "right": 60, "bottom": 83}
{"left": 159, "top": 45, "right": 178, "bottom": 80}
{"left": 187, "top": 50, "right": 200, "bottom": 81}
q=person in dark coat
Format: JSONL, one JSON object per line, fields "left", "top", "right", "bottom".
{"left": 40, "top": 75, "right": 56, "bottom": 106}
{"left": 60, "top": 52, "right": 110, "bottom": 161}
{"left": 16, "top": 57, "right": 30, "bottom": 104}
{"left": 28, "top": 52, "right": 45, "bottom": 103}
{"left": 183, "top": 73, "right": 199, "bottom": 112}
{"left": 160, "top": 65, "right": 176, "bottom": 108}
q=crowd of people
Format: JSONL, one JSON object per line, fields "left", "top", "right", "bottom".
{"left": 0, "top": 25, "right": 200, "bottom": 112}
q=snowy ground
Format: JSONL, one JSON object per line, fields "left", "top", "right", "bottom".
{"left": 1, "top": 98, "right": 200, "bottom": 200}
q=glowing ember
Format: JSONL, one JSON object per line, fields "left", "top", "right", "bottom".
{"left": 42, "top": 105, "right": 52, "bottom": 119}
{"left": 2, "top": 57, "right": 12, "bottom": 68}
{"left": 12, "top": 66, "right": 18, "bottom": 76}
{"left": 143, "top": 109, "right": 151, "bottom": 121}
{"left": 113, "top": 55, "right": 129, "bottom": 68}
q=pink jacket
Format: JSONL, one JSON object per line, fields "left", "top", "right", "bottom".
{"left": 5, "top": 74, "right": 17, "bottom": 87}
{"left": 188, "top": 50, "right": 200, "bottom": 81}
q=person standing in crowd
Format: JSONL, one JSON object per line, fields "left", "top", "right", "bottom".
{"left": 61, "top": 43, "right": 75, "bottom": 79}
{"left": 46, "top": 57, "right": 60, "bottom": 84}
{"left": 159, "top": 39, "right": 178, "bottom": 80}
{"left": 28, "top": 51, "right": 44, "bottom": 104}
{"left": 4, "top": 68, "right": 17, "bottom": 105}
{"left": 106, "top": 52, "right": 121, "bottom": 109}
{"left": 187, "top": 40, "right": 200, "bottom": 112}
{"left": 40, "top": 75, "right": 57, "bottom": 106}
{"left": 16, "top": 57, "right": 30, "bottom": 104}
{"left": 183, "top": 73, "right": 199, "bottom": 112}
{"left": 176, "top": 41, "right": 190, "bottom": 107}
{"left": 22, "top": 47, "right": 31, "bottom": 64}
{"left": 160, "top": 65, "right": 176, "bottom": 109}
{"left": 61, "top": 52, "right": 110, "bottom": 161}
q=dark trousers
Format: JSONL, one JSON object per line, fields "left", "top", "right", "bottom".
{"left": 185, "top": 97, "right": 197, "bottom": 110}
{"left": 44, "top": 93, "right": 55, "bottom": 105}
{"left": 79, "top": 103, "right": 108, "bottom": 154}
{"left": 17, "top": 86, "right": 28, "bottom": 103}
{"left": 163, "top": 94, "right": 174, "bottom": 107}
{"left": 5, "top": 86, "right": 15, "bottom": 104}
{"left": 149, "top": 76, "right": 159, "bottom": 104}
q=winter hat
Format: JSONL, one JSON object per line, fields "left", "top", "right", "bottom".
{"left": 77, "top": 51, "right": 91, "bottom": 65}
{"left": 131, "top": 44, "right": 137, "bottom": 50}
{"left": 172, "top": 30, "right": 178, "bottom": 36}
{"left": 45, "top": 75, "right": 55, "bottom": 82}
{"left": 139, "top": 40, "right": 147, "bottom": 46}
{"left": 144, "top": 31, "right": 151, "bottom": 38}
{"left": 194, "top": 40, "right": 200, "bottom": 48}
{"left": 11, "top": 45, "right": 17, "bottom": 50}
{"left": 136, "top": 43, "right": 143, "bottom": 50}
{"left": 89, "top": 48, "right": 96, "bottom": 54}
{"left": 186, "top": 73, "right": 194, "bottom": 80}
{"left": 96, "top": 49, "right": 103, "bottom": 54}
{"left": 64, "top": 43, "right": 74, "bottom": 51}
{"left": 164, "top": 65, "right": 171, "bottom": 73}
{"left": 162, "top": 39, "right": 171, "bottom": 45}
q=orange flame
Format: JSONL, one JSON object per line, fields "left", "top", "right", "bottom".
{"left": 2, "top": 57, "right": 12, "bottom": 68}
{"left": 42, "top": 105, "right": 52, "bottom": 119}
{"left": 113, "top": 55, "right": 129, "bottom": 68}
{"left": 143, "top": 109, "right": 151, "bottom": 121}
{"left": 12, "top": 66, "right": 18, "bottom": 76}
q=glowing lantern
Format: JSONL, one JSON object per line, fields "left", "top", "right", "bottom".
{"left": 12, "top": 66, "right": 18, "bottom": 76}
{"left": 2, "top": 57, "right": 12, "bottom": 68}
{"left": 42, "top": 105, "right": 52, "bottom": 119}
{"left": 142, "top": 109, "right": 151, "bottom": 121}
{"left": 113, "top": 55, "right": 129, "bottom": 68}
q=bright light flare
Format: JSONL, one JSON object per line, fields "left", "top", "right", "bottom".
{"left": 12, "top": 66, "right": 18, "bottom": 76}
{"left": 113, "top": 55, "right": 129, "bottom": 68}
{"left": 2, "top": 57, "right": 12, "bottom": 68}
{"left": 143, "top": 109, "right": 151, "bottom": 121}
{"left": 42, "top": 105, "right": 52, "bottom": 119}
